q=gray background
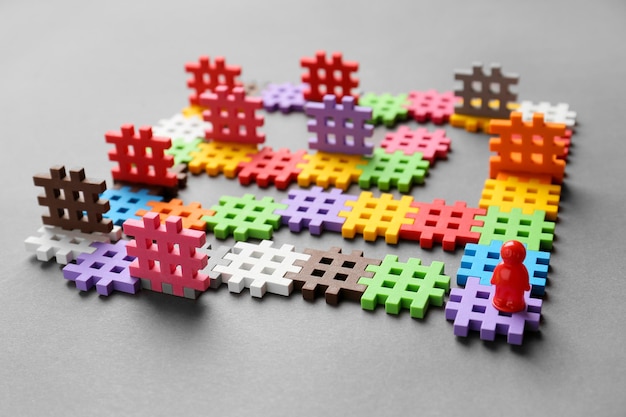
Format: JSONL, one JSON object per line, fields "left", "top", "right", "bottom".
{"left": 1, "top": 1, "right": 625, "bottom": 416}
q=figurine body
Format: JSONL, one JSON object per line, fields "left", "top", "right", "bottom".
{"left": 491, "top": 240, "right": 530, "bottom": 313}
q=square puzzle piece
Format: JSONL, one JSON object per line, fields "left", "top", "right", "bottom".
{"left": 297, "top": 152, "right": 366, "bottom": 191}
{"left": 358, "top": 92, "right": 409, "bottom": 127}
{"left": 135, "top": 198, "right": 215, "bottom": 231}
{"left": 405, "top": 90, "right": 458, "bottom": 125}
{"left": 196, "top": 243, "right": 232, "bottom": 289}
{"left": 301, "top": 50, "right": 359, "bottom": 103}
{"left": 517, "top": 101, "right": 576, "bottom": 127}
{"left": 166, "top": 138, "right": 203, "bottom": 165}
{"left": 188, "top": 141, "right": 258, "bottom": 177}
{"left": 380, "top": 126, "right": 451, "bottom": 164}
{"left": 237, "top": 147, "right": 307, "bottom": 190}
{"left": 261, "top": 82, "right": 306, "bottom": 113}
{"left": 357, "top": 149, "right": 429, "bottom": 193}
{"left": 153, "top": 113, "right": 209, "bottom": 143}
{"left": 101, "top": 186, "right": 163, "bottom": 226}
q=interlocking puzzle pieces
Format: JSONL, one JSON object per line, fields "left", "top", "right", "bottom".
{"left": 480, "top": 173, "right": 561, "bottom": 221}
{"left": 261, "top": 82, "right": 306, "bottom": 113}
{"left": 445, "top": 277, "right": 542, "bottom": 345}
{"left": 380, "top": 126, "right": 451, "bottom": 165}
{"left": 123, "top": 213, "right": 209, "bottom": 299}
{"left": 296, "top": 152, "right": 366, "bottom": 191}
{"left": 301, "top": 50, "right": 359, "bottom": 103}
{"left": 287, "top": 247, "right": 381, "bottom": 305}
{"left": 358, "top": 92, "right": 409, "bottom": 126}
{"left": 101, "top": 186, "right": 163, "bottom": 226}
{"left": 135, "top": 199, "right": 215, "bottom": 231}
{"left": 213, "top": 240, "right": 309, "bottom": 298}
{"left": 62, "top": 240, "right": 139, "bottom": 296}
{"left": 166, "top": 138, "right": 203, "bottom": 165}
{"left": 188, "top": 141, "right": 258, "bottom": 178}
{"left": 490, "top": 112, "right": 567, "bottom": 184}
{"left": 360, "top": 255, "right": 449, "bottom": 319}
{"left": 275, "top": 187, "right": 356, "bottom": 235}
{"left": 518, "top": 101, "right": 576, "bottom": 127}
{"left": 457, "top": 240, "right": 550, "bottom": 296}
{"left": 200, "top": 86, "right": 265, "bottom": 144}
{"left": 185, "top": 55, "right": 242, "bottom": 107}
{"left": 197, "top": 243, "right": 232, "bottom": 289}
{"left": 153, "top": 114, "right": 209, "bottom": 143}
{"left": 306, "top": 95, "right": 374, "bottom": 155}
{"left": 400, "top": 199, "right": 486, "bottom": 251}
{"left": 357, "top": 149, "right": 429, "bottom": 193}
{"left": 237, "top": 147, "right": 307, "bottom": 190}
{"left": 339, "top": 192, "right": 417, "bottom": 244}
{"left": 405, "top": 90, "right": 458, "bottom": 125}
{"left": 34, "top": 166, "right": 113, "bottom": 234}
{"left": 206, "top": 194, "right": 286, "bottom": 241}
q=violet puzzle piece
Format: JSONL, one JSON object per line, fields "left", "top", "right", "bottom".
{"left": 261, "top": 82, "right": 306, "bottom": 113}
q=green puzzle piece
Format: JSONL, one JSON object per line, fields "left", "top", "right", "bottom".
{"left": 357, "top": 149, "right": 430, "bottom": 193}
{"left": 165, "top": 138, "right": 203, "bottom": 165}
{"left": 358, "top": 92, "right": 410, "bottom": 127}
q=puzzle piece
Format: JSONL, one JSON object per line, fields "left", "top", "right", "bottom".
{"left": 200, "top": 86, "right": 265, "bottom": 144}
{"left": 517, "top": 101, "right": 576, "bottom": 127}
{"left": 196, "top": 243, "right": 232, "bottom": 289}
{"left": 490, "top": 112, "right": 567, "bottom": 183}
{"left": 213, "top": 240, "right": 309, "bottom": 298}
{"left": 405, "top": 90, "right": 458, "bottom": 125}
{"left": 274, "top": 187, "right": 356, "bottom": 235}
{"left": 357, "top": 149, "right": 430, "bottom": 193}
{"left": 185, "top": 55, "right": 242, "bottom": 106}
{"left": 261, "top": 82, "right": 306, "bottom": 113}
{"left": 237, "top": 147, "right": 307, "bottom": 189}
{"left": 206, "top": 194, "right": 286, "bottom": 241}
{"left": 359, "top": 254, "right": 449, "bottom": 319}
{"left": 480, "top": 173, "right": 561, "bottom": 221}
{"left": 305, "top": 95, "right": 374, "bottom": 155}
{"left": 472, "top": 206, "right": 555, "bottom": 251}
{"left": 457, "top": 240, "right": 550, "bottom": 296}
{"left": 153, "top": 113, "right": 209, "bottom": 143}
{"left": 166, "top": 138, "right": 203, "bottom": 165}
{"left": 301, "top": 50, "right": 359, "bottom": 103}
{"left": 34, "top": 166, "right": 112, "bottom": 234}
{"left": 101, "top": 186, "right": 163, "bottom": 226}
{"left": 399, "top": 199, "right": 486, "bottom": 251}
{"left": 135, "top": 199, "right": 215, "bottom": 231}
{"left": 445, "top": 277, "right": 542, "bottom": 345}
{"left": 379, "top": 126, "right": 451, "bottom": 164}
{"left": 358, "top": 92, "right": 409, "bottom": 126}
{"left": 449, "top": 113, "right": 494, "bottom": 133}
{"left": 105, "top": 124, "right": 178, "bottom": 188}
{"left": 339, "top": 192, "right": 417, "bottom": 244}
{"left": 286, "top": 247, "right": 382, "bottom": 305}
{"left": 62, "top": 240, "right": 139, "bottom": 296}
{"left": 123, "top": 213, "right": 208, "bottom": 299}
{"left": 188, "top": 141, "right": 258, "bottom": 178}
{"left": 296, "top": 151, "right": 366, "bottom": 191}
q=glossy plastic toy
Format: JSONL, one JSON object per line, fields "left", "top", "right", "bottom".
{"left": 490, "top": 240, "right": 530, "bottom": 313}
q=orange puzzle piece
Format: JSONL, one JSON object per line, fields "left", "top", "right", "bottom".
{"left": 135, "top": 199, "right": 215, "bottom": 231}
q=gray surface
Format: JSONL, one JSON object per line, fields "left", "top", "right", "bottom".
{"left": 1, "top": 1, "right": 625, "bottom": 416}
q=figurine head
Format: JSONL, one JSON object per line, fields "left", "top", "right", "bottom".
{"left": 500, "top": 240, "right": 526, "bottom": 264}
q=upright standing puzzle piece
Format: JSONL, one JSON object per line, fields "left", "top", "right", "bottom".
{"left": 296, "top": 152, "right": 366, "bottom": 191}
{"left": 237, "top": 147, "right": 307, "bottom": 189}
{"left": 357, "top": 149, "right": 430, "bottom": 193}
{"left": 517, "top": 101, "right": 576, "bottom": 127}
{"left": 358, "top": 92, "right": 409, "bottom": 126}
{"left": 188, "top": 141, "right": 258, "bottom": 178}
{"left": 185, "top": 55, "right": 242, "bottom": 107}
{"left": 445, "top": 277, "right": 542, "bottom": 345}
{"left": 301, "top": 50, "right": 359, "bottom": 103}
{"left": 62, "top": 240, "right": 139, "bottom": 296}
{"left": 305, "top": 95, "right": 374, "bottom": 155}
{"left": 287, "top": 247, "right": 382, "bottom": 305}
{"left": 135, "top": 199, "right": 215, "bottom": 231}
{"left": 101, "top": 186, "right": 163, "bottom": 227}
{"left": 261, "top": 82, "right": 306, "bottom": 113}
{"left": 380, "top": 126, "right": 451, "bottom": 164}
{"left": 405, "top": 90, "right": 458, "bottom": 125}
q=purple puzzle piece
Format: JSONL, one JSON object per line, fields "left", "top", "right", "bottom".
{"left": 274, "top": 186, "right": 356, "bottom": 235}
{"left": 261, "top": 82, "right": 306, "bottom": 113}
{"left": 445, "top": 277, "right": 542, "bottom": 345}
{"left": 305, "top": 95, "right": 374, "bottom": 155}
{"left": 62, "top": 240, "right": 139, "bottom": 296}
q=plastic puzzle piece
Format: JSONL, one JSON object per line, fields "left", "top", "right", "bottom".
{"left": 34, "top": 166, "right": 112, "bottom": 234}
{"left": 449, "top": 113, "right": 493, "bottom": 133}
{"left": 25, "top": 225, "right": 121, "bottom": 265}
{"left": 105, "top": 124, "right": 178, "bottom": 188}
{"left": 101, "top": 186, "right": 162, "bottom": 227}
{"left": 518, "top": 101, "right": 576, "bottom": 127}
{"left": 188, "top": 141, "right": 258, "bottom": 178}
{"left": 62, "top": 240, "right": 139, "bottom": 296}
{"left": 182, "top": 105, "right": 204, "bottom": 118}
{"left": 358, "top": 92, "right": 409, "bottom": 126}
{"left": 237, "top": 147, "right": 307, "bottom": 190}
{"left": 339, "top": 192, "right": 417, "bottom": 244}
{"left": 480, "top": 173, "right": 561, "bottom": 221}
{"left": 305, "top": 95, "right": 374, "bottom": 155}
{"left": 153, "top": 114, "right": 209, "bottom": 143}
{"left": 472, "top": 206, "right": 555, "bottom": 251}
{"left": 458, "top": 240, "right": 549, "bottom": 296}
{"left": 185, "top": 55, "right": 242, "bottom": 106}
{"left": 454, "top": 62, "right": 519, "bottom": 119}
{"left": 301, "top": 50, "right": 359, "bottom": 103}
{"left": 206, "top": 194, "right": 286, "bottom": 241}
{"left": 261, "top": 82, "right": 306, "bottom": 113}
{"left": 399, "top": 199, "right": 486, "bottom": 251}
{"left": 357, "top": 149, "right": 430, "bottom": 193}
{"left": 135, "top": 199, "right": 215, "bottom": 231}
{"left": 380, "top": 126, "right": 451, "bottom": 164}
{"left": 213, "top": 240, "right": 309, "bottom": 298}
{"left": 166, "top": 138, "right": 203, "bottom": 165}
{"left": 360, "top": 254, "right": 449, "bottom": 319}
{"left": 445, "top": 277, "right": 541, "bottom": 345}
{"left": 200, "top": 86, "right": 265, "bottom": 144}
{"left": 287, "top": 247, "right": 382, "bottom": 305}
{"left": 275, "top": 186, "right": 357, "bottom": 235}
{"left": 197, "top": 243, "right": 232, "bottom": 289}
{"left": 405, "top": 90, "right": 458, "bottom": 125}
{"left": 490, "top": 112, "right": 567, "bottom": 184}
{"left": 123, "top": 212, "right": 208, "bottom": 299}
{"left": 296, "top": 151, "right": 366, "bottom": 191}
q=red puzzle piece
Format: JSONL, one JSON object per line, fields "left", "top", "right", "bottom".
{"left": 405, "top": 90, "right": 458, "bottom": 125}
{"left": 301, "top": 50, "right": 359, "bottom": 103}
{"left": 237, "top": 147, "right": 307, "bottom": 190}
{"left": 185, "top": 55, "right": 242, "bottom": 107}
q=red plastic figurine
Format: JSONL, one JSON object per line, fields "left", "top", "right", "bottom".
{"left": 491, "top": 240, "right": 530, "bottom": 313}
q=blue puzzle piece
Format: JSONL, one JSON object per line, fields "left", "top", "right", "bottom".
{"left": 101, "top": 186, "right": 163, "bottom": 226}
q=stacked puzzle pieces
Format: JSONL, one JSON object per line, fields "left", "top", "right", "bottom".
{"left": 24, "top": 52, "right": 577, "bottom": 345}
